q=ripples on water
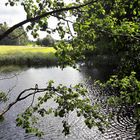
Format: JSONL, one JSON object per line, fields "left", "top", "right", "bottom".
{"left": 87, "top": 83, "right": 136, "bottom": 140}
{"left": 0, "top": 66, "right": 136, "bottom": 140}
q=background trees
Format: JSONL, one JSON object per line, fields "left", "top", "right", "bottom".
{"left": 0, "top": 22, "right": 28, "bottom": 45}
{"left": 36, "top": 35, "right": 55, "bottom": 46}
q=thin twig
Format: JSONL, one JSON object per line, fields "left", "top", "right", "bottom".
{"left": 0, "top": 73, "right": 19, "bottom": 80}
{"left": 27, "top": 91, "right": 36, "bottom": 109}
{"left": 51, "top": 15, "right": 74, "bottom": 23}
{"left": 67, "top": 21, "right": 74, "bottom": 37}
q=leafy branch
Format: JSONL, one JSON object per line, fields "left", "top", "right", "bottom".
{"left": 0, "top": 80, "right": 107, "bottom": 136}
{"left": 0, "top": 0, "right": 95, "bottom": 40}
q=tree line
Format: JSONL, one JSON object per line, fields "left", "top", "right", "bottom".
{"left": 0, "top": 22, "right": 56, "bottom": 46}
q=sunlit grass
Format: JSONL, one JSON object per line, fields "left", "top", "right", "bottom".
{"left": 0, "top": 45, "right": 57, "bottom": 66}
{"left": 0, "top": 45, "right": 56, "bottom": 55}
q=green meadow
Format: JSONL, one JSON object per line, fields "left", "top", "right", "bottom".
{"left": 0, "top": 45, "right": 57, "bottom": 66}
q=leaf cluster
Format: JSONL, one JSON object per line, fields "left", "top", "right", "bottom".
{"left": 96, "top": 72, "right": 140, "bottom": 120}
{"left": 16, "top": 81, "right": 106, "bottom": 137}
{"left": 0, "top": 91, "right": 7, "bottom": 102}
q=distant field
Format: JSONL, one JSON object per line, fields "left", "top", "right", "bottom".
{"left": 0, "top": 45, "right": 55, "bottom": 54}
{"left": 0, "top": 45, "right": 57, "bottom": 66}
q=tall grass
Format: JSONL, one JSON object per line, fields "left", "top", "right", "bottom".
{"left": 0, "top": 46, "right": 57, "bottom": 66}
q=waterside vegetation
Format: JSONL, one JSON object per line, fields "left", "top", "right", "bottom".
{"left": 0, "top": 45, "right": 57, "bottom": 66}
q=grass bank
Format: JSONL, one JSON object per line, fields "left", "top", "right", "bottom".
{"left": 0, "top": 45, "right": 58, "bottom": 66}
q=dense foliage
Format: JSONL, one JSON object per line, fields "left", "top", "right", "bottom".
{"left": 95, "top": 72, "right": 140, "bottom": 138}
{"left": 0, "top": 0, "right": 140, "bottom": 139}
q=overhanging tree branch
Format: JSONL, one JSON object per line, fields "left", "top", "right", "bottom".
{"left": 0, "top": 1, "right": 94, "bottom": 41}
{"left": 0, "top": 86, "right": 57, "bottom": 116}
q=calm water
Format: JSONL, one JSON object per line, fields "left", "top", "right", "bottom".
{"left": 0, "top": 66, "right": 135, "bottom": 140}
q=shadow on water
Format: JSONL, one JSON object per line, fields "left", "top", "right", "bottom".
{"left": 0, "top": 65, "right": 136, "bottom": 140}
{"left": 0, "top": 65, "right": 56, "bottom": 74}
{"left": 79, "top": 65, "right": 136, "bottom": 139}
{"left": 79, "top": 65, "right": 115, "bottom": 82}
{"left": 0, "top": 65, "right": 105, "bottom": 140}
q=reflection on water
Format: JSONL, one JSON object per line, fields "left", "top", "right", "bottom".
{"left": 79, "top": 65, "right": 114, "bottom": 82}
{"left": 0, "top": 66, "right": 104, "bottom": 140}
{"left": 0, "top": 65, "right": 26, "bottom": 74}
{"left": 0, "top": 66, "right": 135, "bottom": 140}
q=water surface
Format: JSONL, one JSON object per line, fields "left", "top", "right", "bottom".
{"left": 0, "top": 66, "right": 104, "bottom": 140}
{"left": 0, "top": 66, "right": 135, "bottom": 140}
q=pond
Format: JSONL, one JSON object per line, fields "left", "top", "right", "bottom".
{"left": 0, "top": 66, "right": 135, "bottom": 140}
